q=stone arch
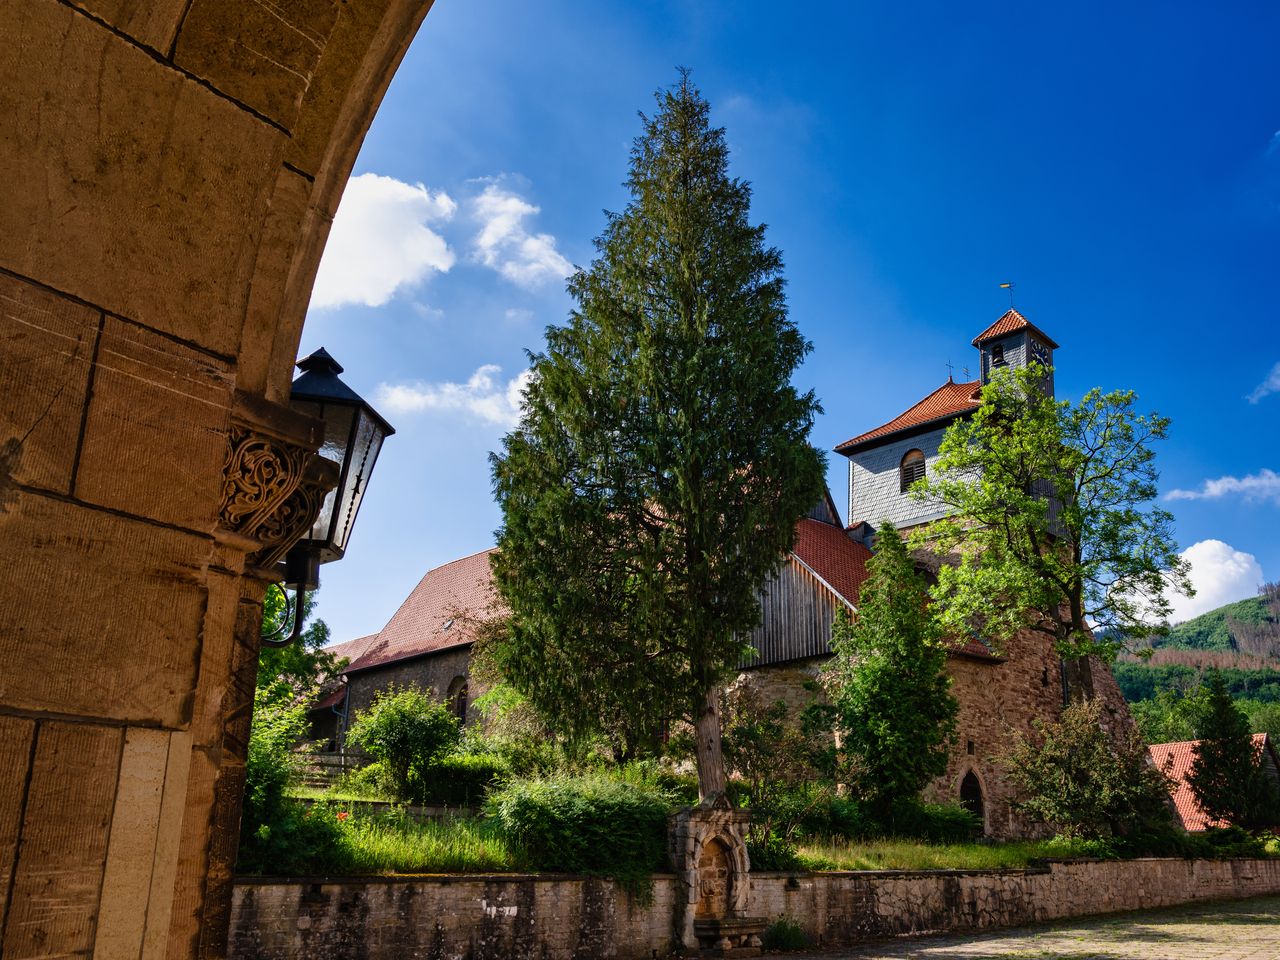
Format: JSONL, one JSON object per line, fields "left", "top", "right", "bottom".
{"left": 447, "top": 674, "right": 469, "bottom": 724}
{"left": 0, "top": 2, "right": 438, "bottom": 956}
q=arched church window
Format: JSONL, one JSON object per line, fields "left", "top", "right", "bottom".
{"left": 447, "top": 675, "right": 468, "bottom": 724}
{"left": 960, "top": 770, "right": 985, "bottom": 831}
{"left": 900, "top": 449, "right": 926, "bottom": 493}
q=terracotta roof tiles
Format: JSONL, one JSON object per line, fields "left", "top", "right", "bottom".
{"left": 971, "top": 308, "right": 1060, "bottom": 349}
{"left": 1148, "top": 733, "right": 1278, "bottom": 831}
{"left": 791, "top": 518, "right": 872, "bottom": 607}
{"left": 345, "top": 549, "right": 504, "bottom": 674}
{"left": 834, "top": 379, "right": 982, "bottom": 454}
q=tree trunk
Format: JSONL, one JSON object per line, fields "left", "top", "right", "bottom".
{"left": 693, "top": 685, "right": 728, "bottom": 803}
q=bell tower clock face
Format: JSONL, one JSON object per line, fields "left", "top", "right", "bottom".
{"left": 1029, "top": 339, "right": 1050, "bottom": 366}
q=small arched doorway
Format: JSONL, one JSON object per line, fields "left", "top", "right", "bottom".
{"left": 960, "top": 770, "right": 985, "bottom": 833}
{"left": 446, "top": 675, "right": 469, "bottom": 724}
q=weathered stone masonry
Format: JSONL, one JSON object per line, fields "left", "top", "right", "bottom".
{"left": 229, "top": 858, "right": 1280, "bottom": 960}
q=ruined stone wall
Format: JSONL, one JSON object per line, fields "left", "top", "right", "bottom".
{"left": 229, "top": 858, "right": 1280, "bottom": 959}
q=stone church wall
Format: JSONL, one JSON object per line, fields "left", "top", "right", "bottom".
{"left": 344, "top": 646, "right": 475, "bottom": 731}
{"left": 735, "top": 622, "right": 1116, "bottom": 839}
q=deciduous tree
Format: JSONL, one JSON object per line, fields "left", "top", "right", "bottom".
{"left": 913, "top": 364, "right": 1191, "bottom": 660}
{"left": 490, "top": 72, "right": 825, "bottom": 801}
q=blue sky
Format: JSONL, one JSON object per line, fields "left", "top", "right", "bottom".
{"left": 300, "top": 0, "right": 1280, "bottom": 644}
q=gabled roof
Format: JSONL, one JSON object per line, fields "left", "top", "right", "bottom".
{"left": 791, "top": 518, "right": 873, "bottom": 607}
{"left": 834, "top": 379, "right": 982, "bottom": 454}
{"left": 1148, "top": 733, "right": 1279, "bottom": 831}
{"left": 971, "top": 308, "right": 1060, "bottom": 349}
{"left": 322, "top": 632, "right": 381, "bottom": 665}
{"left": 345, "top": 549, "right": 504, "bottom": 674}
{"left": 306, "top": 633, "right": 382, "bottom": 713}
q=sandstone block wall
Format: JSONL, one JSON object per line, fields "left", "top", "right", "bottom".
{"left": 0, "top": 1, "right": 438, "bottom": 955}
{"left": 229, "top": 859, "right": 1280, "bottom": 959}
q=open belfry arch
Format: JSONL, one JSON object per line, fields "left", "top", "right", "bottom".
{"left": 0, "top": 2, "right": 435, "bottom": 956}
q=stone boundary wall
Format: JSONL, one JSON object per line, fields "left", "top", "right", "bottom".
{"left": 230, "top": 859, "right": 1280, "bottom": 959}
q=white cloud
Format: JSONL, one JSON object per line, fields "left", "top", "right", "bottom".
{"left": 1166, "top": 539, "right": 1264, "bottom": 623}
{"left": 471, "top": 183, "right": 572, "bottom": 288}
{"left": 1247, "top": 361, "right": 1280, "bottom": 403}
{"left": 311, "top": 173, "right": 456, "bottom": 310}
{"left": 504, "top": 308, "right": 534, "bottom": 323}
{"left": 375, "top": 365, "right": 532, "bottom": 428}
{"left": 411, "top": 303, "right": 445, "bottom": 322}
{"left": 1165, "top": 469, "right": 1280, "bottom": 505}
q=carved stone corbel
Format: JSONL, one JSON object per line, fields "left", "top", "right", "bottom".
{"left": 216, "top": 390, "right": 339, "bottom": 575}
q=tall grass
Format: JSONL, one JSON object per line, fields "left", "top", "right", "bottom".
{"left": 795, "top": 838, "right": 1090, "bottom": 872}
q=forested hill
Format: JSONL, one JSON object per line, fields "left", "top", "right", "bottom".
{"left": 1159, "top": 592, "right": 1279, "bottom": 654}
{"left": 1111, "top": 583, "right": 1280, "bottom": 716}
{"left": 1115, "top": 583, "right": 1280, "bottom": 743}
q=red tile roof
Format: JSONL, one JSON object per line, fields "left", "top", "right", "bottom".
{"left": 971, "top": 308, "right": 1060, "bottom": 349}
{"left": 310, "top": 685, "right": 347, "bottom": 712}
{"left": 322, "top": 632, "right": 381, "bottom": 666}
{"left": 1148, "top": 734, "right": 1278, "bottom": 831}
{"left": 792, "top": 518, "right": 872, "bottom": 607}
{"left": 306, "top": 633, "right": 382, "bottom": 712}
{"left": 834, "top": 379, "right": 982, "bottom": 453}
{"left": 345, "top": 549, "right": 504, "bottom": 674}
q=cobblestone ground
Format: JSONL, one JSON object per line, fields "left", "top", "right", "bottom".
{"left": 762, "top": 895, "right": 1280, "bottom": 959}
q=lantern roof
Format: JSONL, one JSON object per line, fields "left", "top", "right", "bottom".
{"left": 291, "top": 347, "right": 395, "bottom": 436}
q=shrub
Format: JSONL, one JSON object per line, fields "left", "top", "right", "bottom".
{"left": 888, "top": 802, "right": 983, "bottom": 843}
{"left": 346, "top": 685, "right": 461, "bottom": 800}
{"left": 747, "top": 834, "right": 803, "bottom": 871}
{"left": 238, "top": 689, "right": 341, "bottom": 874}
{"left": 486, "top": 773, "right": 669, "bottom": 893}
{"left": 1001, "top": 699, "right": 1173, "bottom": 839}
{"left": 762, "top": 917, "right": 811, "bottom": 951}
{"left": 416, "top": 752, "right": 508, "bottom": 806}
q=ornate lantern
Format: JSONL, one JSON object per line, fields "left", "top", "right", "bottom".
{"left": 264, "top": 348, "right": 395, "bottom": 646}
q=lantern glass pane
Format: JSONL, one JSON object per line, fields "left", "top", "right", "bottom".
{"left": 292, "top": 399, "right": 354, "bottom": 549}
{"left": 331, "top": 407, "right": 384, "bottom": 557}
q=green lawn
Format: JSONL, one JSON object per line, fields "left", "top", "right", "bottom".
{"left": 324, "top": 810, "right": 523, "bottom": 874}
{"left": 795, "top": 838, "right": 1087, "bottom": 872}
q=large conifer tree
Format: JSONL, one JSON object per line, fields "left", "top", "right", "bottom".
{"left": 1188, "top": 670, "right": 1279, "bottom": 828}
{"left": 490, "top": 73, "right": 825, "bottom": 801}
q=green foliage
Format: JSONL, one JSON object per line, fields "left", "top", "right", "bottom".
{"left": 1001, "top": 699, "right": 1173, "bottom": 840}
{"left": 331, "top": 810, "right": 522, "bottom": 874}
{"left": 485, "top": 773, "right": 670, "bottom": 894}
{"left": 1116, "top": 662, "right": 1280, "bottom": 707}
{"left": 721, "top": 688, "right": 827, "bottom": 851}
{"left": 1246, "top": 701, "right": 1280, "bottom": 742}
{"left": 416, "top": 753, "right": 508, "bottom": 807}
{"left": 1188, "top": 671, "right": 1280, "bottom": 828}
{"left": 747, "top": 833, "right": 804, "bottom": 871}
{"left": 796, "top": 837, "right": 1094, "bottom": 871}
{"left": 912, "top": 363, "right": 1190, "bottom": 658}
{"left": 818, "top": 525, "right": 957, "bottom": 821}
{"left": 1128, "top": 688, "right": 1211, "bottom": 744}
{"left": 761, "top": 918, "right": 811, "bottom": 951}
{"left": 257, "top": 585, "right": 339, "bottom": 704}
{"left": 488, "top": 72, "right": 825, "bottom": 797}
{"left": 346, "top": 686, "right": 461, "bottom": 800}
{"left": 238, "top": 687, "right": 342, "bottom": 873}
